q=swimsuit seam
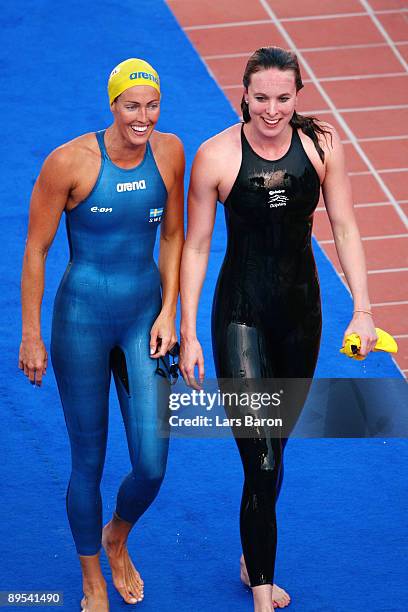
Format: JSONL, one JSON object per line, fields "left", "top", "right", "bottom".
{"left": 223, "top": 124, "right": 245, "bottom": 207}
{"left": 295, "top": 128, "right": 322, "bottom": 187}
{"left": 67, "top": 131, "right": 106, "bottom": 215}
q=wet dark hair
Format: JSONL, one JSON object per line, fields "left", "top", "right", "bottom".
{"left": 241, "top": 47, "right": 332, "bottom": 163}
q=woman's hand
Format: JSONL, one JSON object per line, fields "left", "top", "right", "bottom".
{"left": 342, "top": 312, "right": 378, "bottom": 357}
{"left": 150, "top": 312, "right": 177, "bottom": 358}
{"left": 179, "top": 337, "right": 205, "bottom": 389}
{"left": 19, "top": 337, "right": 48, "bottom": 386}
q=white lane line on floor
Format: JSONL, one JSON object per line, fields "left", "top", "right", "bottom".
{"left": 342, "top": 135, "right": 408, "bottom": 143}
{"left": 223, "top": 73, "right": 407, "bottom": 88}
{"left": 315, "top": 202, "right": 395, "bottom": 211}
{"left": 184, "top": 9, "right": 407, "bottom": 30}
{"left": 340, "top": 268, "right": 408, "bottom": 275}
{"left": 305, "top": 104, "right": 408, "bottom": 113}
{"left": 372, "top": 300, "right": 408, "bottom": 306}
{"left": 203, "top": 41, "right": 408, "bottom": 59}
{"left": 318, "top": 234, "right": 408, "bottom": 244}
{"left": 318, "top": 202, "right": 408, "bottom": 210}
{"left": 360, "top": 0, "right": 408, "bottom": 73}
{"left": 185, "top": 19, "right": 274, "bottom": 30}
{"left": 349, "top": 169, "right": 408, "bottom": 176}
{"left": 279, "top": 8, "right": 407, "bottom": 21}
{"left": 315, "top": 72, "right": 407, "bottom": 81}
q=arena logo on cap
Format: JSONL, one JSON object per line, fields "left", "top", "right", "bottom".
{"left": 129, "top": 71, "right": 159, "bottom": 86}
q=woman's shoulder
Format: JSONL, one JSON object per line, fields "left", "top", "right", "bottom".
{"left": 38, "top": 132, "right": 98, "bottom": 182}
{"left": 150, "top": 131, "right": 185, "bottom": 177}
{"left": 197, "top": 122, "right": 242, "bottom": 159}
{"left": 311, "top": 119, "right": 341, "bottom": 154}
{"left": 46, "top": 132, "right": 99, "bottom": 169}
{"left": 297, "top": 118, "right": 343, "bottom": 176}
{"left": 312, "top": 121, "right": 345, "bottom": 171}
{"left": 151, "top": 130, "right": 184, "bottom": 152}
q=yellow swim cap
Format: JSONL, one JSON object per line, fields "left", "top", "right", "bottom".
{"left": 108, "top": 58, "right": 160, "bottom": 104}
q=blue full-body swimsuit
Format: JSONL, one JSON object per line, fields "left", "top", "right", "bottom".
{"left": 51, "top": 130, "right": 169, "bottom": 555}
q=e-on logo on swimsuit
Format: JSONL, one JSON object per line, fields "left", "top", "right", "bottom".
{"left": 268, "top": 189, "right": 289, "bottom": 208}
{"left": 149, "top": 208, "right": 163, "bottom": 223}
{"left": 91, "top": 206, "right": 112, "bottom": 213}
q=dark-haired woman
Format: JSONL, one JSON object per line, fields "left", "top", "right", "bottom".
{"left": 179, "top": 47, "right": 377, "bottom": 612}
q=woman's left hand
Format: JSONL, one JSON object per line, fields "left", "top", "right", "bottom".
{"left": 342, "top": 312, "right": 378, "bottom": 358}
{"left": 150, "top": 312, "right": 177, "bottom": 358}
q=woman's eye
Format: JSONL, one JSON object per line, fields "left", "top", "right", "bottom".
{"left": 279, "top": 97, "right": 290, "bottom": 102}
{"left": 124, "top": 104, "right": 158, "bottom": 111}
{"left": 255, "top": 96, "right": 265, "bottom": 101}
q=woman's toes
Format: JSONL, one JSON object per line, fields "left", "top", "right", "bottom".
{"left": 118, "top": 586, "right": 137, "bottom": 604}
{"left": 131, "top": 581, "right": 143, "bottom": 600}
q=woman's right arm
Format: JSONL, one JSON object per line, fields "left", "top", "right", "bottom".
{"left": 19, "top": 148, "right": 74, "bottom": 386}
{"left": 179, "top": 144, "right": 219, "bottom": 388}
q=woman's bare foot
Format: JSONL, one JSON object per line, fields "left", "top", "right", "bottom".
{"left": 240, "top": 554, "right": 291, "bottom": 609}
{"left": 252, "top": 584, "right": 275, "bottom": 612}
{"left": 80, "top": 588, "right": 109, "bottom": 612}
{"left": 79, "top": 554, "right": 109, "bottom": 611}
{"left": 102, "top": 515, "right": 144, "bottom": 604}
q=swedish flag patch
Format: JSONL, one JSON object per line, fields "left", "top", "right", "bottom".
{"left": 149, "top": 207, "right": 164, "bottom": 223}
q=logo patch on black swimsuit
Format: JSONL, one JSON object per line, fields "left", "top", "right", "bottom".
{"left": 248, "top": 169, "right": 289, "bottom": 208}
{"left": 268, "top": 189, "right": 289, "bottom": 208}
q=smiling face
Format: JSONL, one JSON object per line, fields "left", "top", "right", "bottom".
{"left": 111, "top": 85, "right": 160, "bottom": 145}
{"left": 245, "top": 68, "right": 297, "bottom": 139}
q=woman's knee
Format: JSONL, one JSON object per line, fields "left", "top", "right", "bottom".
{"left": 132, "top": 446, "right": 168, "bottom": 483}
{"left": 70, "top": 445, "right": 106, "bottom": 482}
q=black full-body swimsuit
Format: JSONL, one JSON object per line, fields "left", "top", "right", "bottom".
{"left": 212, "top": 125, "right": 322, "bottom": 586}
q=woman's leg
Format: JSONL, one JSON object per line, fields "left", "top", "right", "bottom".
{"left": 102, "top": 336, "right": 170, "bottom": 603}
{"left": 214, "top": 322, "right": 285, "bottom": 599}
{"left": 51, "top": 323, "right": 111, "bottom": 611}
